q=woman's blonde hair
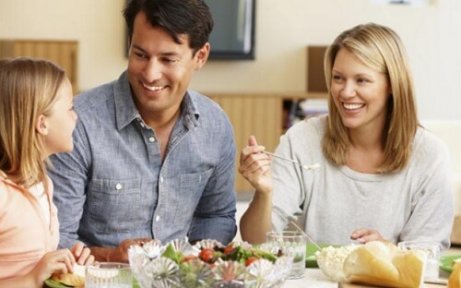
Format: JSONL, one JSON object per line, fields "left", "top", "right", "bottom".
{"left": 0, "top": 57, "right": 66, "bottom": 187}
{"left": 322, "top": 23, "right": 418, "bottom": 172}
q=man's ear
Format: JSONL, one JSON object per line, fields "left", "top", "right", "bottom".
{"left": 194, "top": 42, "right": 210, "bottom": 70}
{"left": 36, "top": 115, "right": 49, "bottom": 136}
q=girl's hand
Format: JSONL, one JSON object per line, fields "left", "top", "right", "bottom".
{"left": 28, "top": 249, "right": 75, "bottom": 286}
{"left": 350, "top": 228, "right": 385, "bottom": 243}
{"left": 71, "top": 242, "right": 95, "bottom": 265}
{"left": 239, "top": 135, "right": 272, "bottom": 194}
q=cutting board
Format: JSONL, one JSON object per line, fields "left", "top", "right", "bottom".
{"left": 338, "top": 282, "right": 446, "bottom": 288}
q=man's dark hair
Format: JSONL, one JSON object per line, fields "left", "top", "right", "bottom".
{"left": 124, "top": 0, "right": 213, "bottom": 53}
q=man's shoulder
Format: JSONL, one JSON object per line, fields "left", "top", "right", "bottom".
{"left": 188, "top": 91, "right": 228, "bottom": 121}
{"left": 188, "top": 90, "right": 222, "bottom": 110}
{"left": 74, "top": 81, "right": 117, "bottom": 113}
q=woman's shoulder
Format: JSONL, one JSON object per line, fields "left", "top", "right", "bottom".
{"left": 285, "top": 115, "right": 327, "bottom": 138}
{"left": 279, "top": 115, "right": 326, "bottom": 155}
{"left": 411, "top": 126, "right": 450, "bottom": 164}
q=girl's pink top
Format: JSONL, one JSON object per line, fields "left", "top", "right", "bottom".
{"left": 0, "top": 170, "right": 59, "bottom": 279}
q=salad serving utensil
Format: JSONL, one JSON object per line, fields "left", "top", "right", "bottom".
{"left": 272, "top": 206, "right": 322, "bottom": 251}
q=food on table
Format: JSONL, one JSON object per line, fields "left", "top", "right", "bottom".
{"left": 315, "top": 244, "right": 358, "bottom": 282}
{"left": 343, "top": 241, "right": 425, "bottom": 288}
{"left": 48, "top": 264, "right": 85, "bottom": 287}
{"left": 128, "top": 239, "right": 292, "bottom": 288}
{"left": 449, "top": 259, "right": 461, "bottom": 288}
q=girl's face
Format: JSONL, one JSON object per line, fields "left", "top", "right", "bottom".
{"left": 330, "top": 48, "right": 390, "bottom": 133}
{"left": 41, "top": 78, "right": 77, "bottom": 157}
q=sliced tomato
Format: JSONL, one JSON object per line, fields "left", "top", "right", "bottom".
{"left": 245, "top": 256, "right": 259, "bottom": 266}
{"left": 199, "top": 248, "right": 214, "bottom": 263}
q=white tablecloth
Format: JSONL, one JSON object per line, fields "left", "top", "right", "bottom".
{"left": 284, "top": 268, "right": 337, "bottom": 288}
{"left": 285, "top": 268, "right": 449, "bottom": 288}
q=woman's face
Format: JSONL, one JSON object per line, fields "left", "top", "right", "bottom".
{"left": 330, "top": 48, "right": 390, "bottom": 133}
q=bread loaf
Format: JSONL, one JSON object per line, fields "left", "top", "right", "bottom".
{"left": 343, "top": 241, "right": 425, "bottom": 288}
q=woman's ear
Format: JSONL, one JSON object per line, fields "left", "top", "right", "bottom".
{"left": 35, "top": 115, "right": 49, "bottom": 136}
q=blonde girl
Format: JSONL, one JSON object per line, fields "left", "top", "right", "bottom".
{"left": 0, "top": 57, "right": 94, "bottom": 287}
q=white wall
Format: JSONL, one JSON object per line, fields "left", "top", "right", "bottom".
{"left": 1, "top": 0, "right": 460, "bottom": 120}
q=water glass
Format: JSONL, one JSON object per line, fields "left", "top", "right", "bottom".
{"left": 266, "top": 231, "right": 307, "bottom": 279}
{"left": 85, "top": 262, "right": 133, "bottom": 288}
{"left": 398, "top": 240, "right": 441, "bottom": 280}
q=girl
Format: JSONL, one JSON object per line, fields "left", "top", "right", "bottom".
{"left": 0, "top": 57, "right": 94, "bottom": 287}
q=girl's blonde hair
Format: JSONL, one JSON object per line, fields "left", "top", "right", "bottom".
{"left": 322, "top": 23, "right": 418, "bottom": 172}
{"left": 0, "top": 57, "right": 66, "bottom": 187}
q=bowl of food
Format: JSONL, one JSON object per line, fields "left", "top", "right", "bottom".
{"left": 128, "top": 239, "right": 292, "bottom": 288}
{"left": 315, "top": 244, "right": 358, "bottom": 282}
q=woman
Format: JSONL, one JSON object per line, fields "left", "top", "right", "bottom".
{"left": 239, "top": 23, "right": 453, "bottom": 248}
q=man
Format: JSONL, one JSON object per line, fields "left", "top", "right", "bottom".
{"left": 49, "top": 0, "right": 237, "bottom": 262}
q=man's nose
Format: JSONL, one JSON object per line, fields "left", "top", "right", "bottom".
{"left": 142, "top": 59, "right": 162, "bottom": 82}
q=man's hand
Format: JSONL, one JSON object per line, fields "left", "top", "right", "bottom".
{"left": 90, "top": 238, "right": 153, "bottom": 263}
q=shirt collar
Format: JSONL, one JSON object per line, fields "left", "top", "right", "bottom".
{"left": 114, "top": 71, "right": 140, "bottom": 131}
{"left": 114, "top": 71, "right": 200, "bottom": 130}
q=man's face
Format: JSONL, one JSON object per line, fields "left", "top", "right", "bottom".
{"left": 127, "top": 11, "right": 209, "bottom": 122}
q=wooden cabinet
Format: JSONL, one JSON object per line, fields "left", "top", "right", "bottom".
{"left": 209, "top": 92, "right": 327, "bottom": 192}
{"left": 0, "top": 39, "right": 78, "bottom": 92}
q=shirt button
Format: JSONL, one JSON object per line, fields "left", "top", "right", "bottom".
{"left": 115, "top": 183, "right": 122, "bottom": 190}
{"left": 160, "top": 176, "right": 164, "bottom": 183}
{"left": 149, "top": 137, "right": 155, "bottom": 142}
{"left": 155, "top": 215, "right": 161, "bottom": 222}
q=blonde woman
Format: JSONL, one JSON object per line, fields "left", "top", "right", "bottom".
{"left": 0, "top": 58, "right": 93, "bottom": 287}
{"left": 239, "top": 23, "right": 453, "bottom": 248}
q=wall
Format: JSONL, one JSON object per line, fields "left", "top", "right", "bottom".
{"left": 1, "top": 0, "right": 460, "bottom": 120}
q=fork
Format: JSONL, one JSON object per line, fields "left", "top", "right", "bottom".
{"left": 263, "top": 151, "right": 320, "bottom": 171}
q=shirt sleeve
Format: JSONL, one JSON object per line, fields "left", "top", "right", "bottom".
{"left": 271, "top": 129, "right": 307, "bottom": 233}
{"left": 399, "top": 135, "right": 454, "bottom": 249}
{"left": 48, "top": 121, "right": 90, "bottom": 248}
{"left": 187, "top": 114, "right": 237, "bottom": 245}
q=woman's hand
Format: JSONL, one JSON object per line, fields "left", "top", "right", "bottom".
{"left": 350, "top": 228, "right": 385, "bottom": 243}
{"left": 27, "top": 249, "right": 75, "bottom": 287}
{"left": 70, "top": 242, "right": 95, "bottom": 265}
{"left": 238, "top": 135, "right": 272, "bottom": 194}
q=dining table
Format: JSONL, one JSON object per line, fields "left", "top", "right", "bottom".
{"left": 283, "top": 268, "right": 448, "bottom": 288}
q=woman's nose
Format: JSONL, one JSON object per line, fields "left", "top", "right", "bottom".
{"left": 340, "top": 81, "right": 357, "bottom": 98}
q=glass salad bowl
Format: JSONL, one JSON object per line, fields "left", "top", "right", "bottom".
{"left": 128, "top": 239, "right": 292, "bottom": 288}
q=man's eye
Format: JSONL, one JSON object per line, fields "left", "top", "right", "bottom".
{"left": 134, "top": 52, "right": 147, "bottom": 59}
{"left": 164, "top": 58, "right": 178, "bottom": 64}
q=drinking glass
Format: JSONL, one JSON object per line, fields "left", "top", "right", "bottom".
{"left": 85, "top": 262, "right": 133, "bottom": 288}
{"left": 398, "top": 240, "right": 441, "bottom": 281}
{"left": 266, "top": 231, "right": 307, "bottom": 279}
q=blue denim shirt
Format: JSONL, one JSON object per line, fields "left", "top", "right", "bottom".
{"left": 49, "top": 71, "right": 237, "bottom": 248}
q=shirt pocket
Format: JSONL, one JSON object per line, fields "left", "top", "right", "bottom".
{"left": 86, "top": 178, "right": 142, "bottom": 233}
{"left": 173, "top": 169, "right": 214, "bottom": 223}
